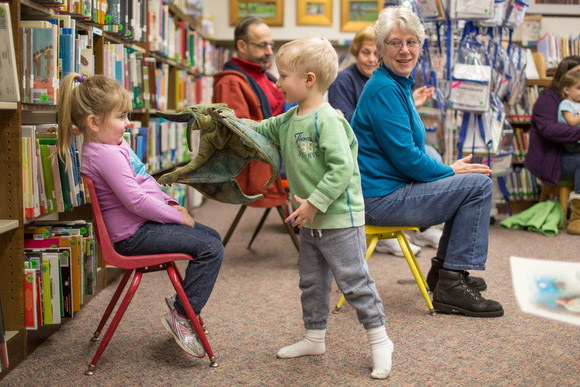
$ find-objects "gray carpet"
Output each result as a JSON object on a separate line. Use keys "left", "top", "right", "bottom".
{"left": 2, "top": 199, "right": 579, "bottom": 386}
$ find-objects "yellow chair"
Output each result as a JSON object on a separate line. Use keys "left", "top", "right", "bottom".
{"left": 333, "top": 225, "right": 435, "bottom": 315}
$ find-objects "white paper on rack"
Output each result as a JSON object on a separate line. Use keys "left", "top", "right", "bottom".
{"left": 510, "top": 256, "right": 580, "bottom": 326}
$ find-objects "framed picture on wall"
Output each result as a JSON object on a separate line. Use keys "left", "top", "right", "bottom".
{"left": 297, "top": 0, "right": 333, "bottom": 26}
{"left": 340, "top": 0, "right": 383, "bottom": 32}
{"left": 230, "top": 0, "right": 284, "bottom": 26}
{"left": 527, "top": 0, "right": 580, "bottom": 15}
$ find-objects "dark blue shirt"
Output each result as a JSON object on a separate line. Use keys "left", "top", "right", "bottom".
{"left": 328, "top": 63, "right": 369, "bottom": 123}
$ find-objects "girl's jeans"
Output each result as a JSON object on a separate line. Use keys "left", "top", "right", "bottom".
{"left": 114, "top": 221, "right": 224, "bottom": 315}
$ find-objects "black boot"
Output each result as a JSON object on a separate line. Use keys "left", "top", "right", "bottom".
{"left": 433, "top": 269, "right": 504, "bottom": 317}
{"left": 426, "top": 258, "right": 487, "bottom": 291}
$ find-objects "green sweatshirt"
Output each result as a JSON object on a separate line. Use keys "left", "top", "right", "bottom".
{"left": 256, "top": 103, "right": 365, "bottom": 229}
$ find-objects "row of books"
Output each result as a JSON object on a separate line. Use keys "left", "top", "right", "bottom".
{"left": 502, "top": 166, "right": 541, "bottom": 202}
{"left": 512, "top": 127, "right": 530, "bottom": 162}
{"left": 124, "top": 118, "right": 199, "bottom": 173}
{"left": 23, "top": 220, "right": 98, "bottom": 330}
{"left": 22, "top": 124, "right": 87, "bottom": 220}
{"left": 20, "top": 5, "right": 216, "bottom": 106}
{"left": 537, "top": 32, "right": 580, "bottom": 71}
{"left": 20, "top": 15, "right": 96, "bottom": 104}
{"left": 506, "top": 85, "right": 548, "bottom": 124}
{"left": 148, "top": 0, "right": 215, "bottom": 75}
{"left": 29, "top": 0, "right": 107, "bottom": 25}
{"left": 171, "top": 0, "right": 204, "bottom": 25}
{"left": 103, "top": 0, "right": 147, "bottom": 42}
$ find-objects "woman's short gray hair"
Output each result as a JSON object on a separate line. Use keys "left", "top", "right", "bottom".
{"left": 374, "top": 6, "right": 425, "bottom": 56}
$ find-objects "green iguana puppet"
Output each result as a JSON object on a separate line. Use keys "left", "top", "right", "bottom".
{"left": 156, "top": 104, "right": 281, "bottom": 204}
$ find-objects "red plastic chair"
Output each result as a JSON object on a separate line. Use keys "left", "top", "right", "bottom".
{"left": 81, "top": 174, "right": 218, "bottom": 375}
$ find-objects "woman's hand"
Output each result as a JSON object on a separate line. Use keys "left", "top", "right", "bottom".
{"left": 413, "top": 86, "right": 435, "bottom": 108}
{"left": 451, "top": 154, "right": 492, "bottom": 176}
{"left": 285, "top": 195, "right": 318, "bottom": 229}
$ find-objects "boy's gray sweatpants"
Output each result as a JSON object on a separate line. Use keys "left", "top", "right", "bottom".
{"left": 298, "top": 225, "right": 385, "bottom": 330}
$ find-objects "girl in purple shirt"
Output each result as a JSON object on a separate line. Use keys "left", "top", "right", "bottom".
{"left": 57, "top": 73, "right": 223, "bottom": 358}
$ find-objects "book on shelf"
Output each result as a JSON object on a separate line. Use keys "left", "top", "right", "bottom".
{"left": 21, "top": 21, "right": 59, "bottom": 105}
{"left": 0, "top": 2, "right": 20, "bottom": 103}
{"left": 24, "top": 269, "right": 38, "bottom": 330}
{"left": 24, "top": 250, "right": 45, "bottom": 327}
{"left": 0, "top": 292, "right": 8, "bottom": 370}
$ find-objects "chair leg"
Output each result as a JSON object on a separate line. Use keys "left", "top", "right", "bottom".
{"left": 333, "top": 235, "right": 378, "bottom": 313}
{"left": 248, "top": 208, "right": 272, "bottom": 248}
{"left": 166, "top": 264, "right": 218, "bottom": 368}
{"left": 90, "top": 269, "right": 133, "bottom": 342}
{"left": 560, "top": 187, "right": 573, "bottom": 222}
{"left": 275, "top": 206, "right": 300, "bottom": 252}
{"left": 222, "top": 205, "right": 247, "bottom": 247}
{"left": 396, "top": 232, "right": 435, "bottom": 315}
{"left": 169, "top": 262, "right": 207, "bottom": 334}
{"left": 85, "top": 270, "right": 143, "bottom": 375}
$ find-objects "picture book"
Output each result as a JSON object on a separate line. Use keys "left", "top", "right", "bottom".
{"left": 0, "top": 3, "right": 20, "bottom": 102}
{"left": 511, "top": 256, "right": 580, "bottom": 327}
{"left": 20, "top": 21, "right": 58, "bottom": 104}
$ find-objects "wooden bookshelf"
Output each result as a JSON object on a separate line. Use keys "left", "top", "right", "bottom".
{"left": 0, "top": 0, "right": 215, "bottom": 379}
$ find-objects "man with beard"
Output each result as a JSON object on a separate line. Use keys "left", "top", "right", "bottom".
{"left": 212, "top": 16, "right": 289, "bottom": 241}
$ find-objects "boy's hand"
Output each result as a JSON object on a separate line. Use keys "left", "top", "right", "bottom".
{"left": 286, "top": 195, "right": 318, "bottom": 229}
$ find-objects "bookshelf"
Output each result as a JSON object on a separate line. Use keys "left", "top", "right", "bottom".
{"left": 0, "top": 0, "right": 215, "bottom": 379}
{"left": 498, "top": 78, "right": 554, "bottom": 214}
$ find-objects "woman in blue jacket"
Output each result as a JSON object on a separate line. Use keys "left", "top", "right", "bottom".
{"left": 351, "top": 6, "right": 503, "bottom": 317}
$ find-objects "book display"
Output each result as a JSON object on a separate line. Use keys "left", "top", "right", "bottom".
{"left": 0, "top": 0, "right": 215, "bottom": 379}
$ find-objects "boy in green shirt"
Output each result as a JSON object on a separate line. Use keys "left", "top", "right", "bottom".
{"left": 255, "top": 36, "right": 393, "bottom": 379}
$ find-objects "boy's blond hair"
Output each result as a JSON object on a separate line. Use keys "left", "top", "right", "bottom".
{"left": 276, "top": 36, "right": 338, "bottom": 92}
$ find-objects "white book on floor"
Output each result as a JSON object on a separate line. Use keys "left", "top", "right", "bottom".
{"left": 510, "top": 256, "right": 580, "bottom": 326}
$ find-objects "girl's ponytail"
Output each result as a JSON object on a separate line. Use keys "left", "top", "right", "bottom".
{"left": 57, "top": 73, "right": 83, "bottom": 165}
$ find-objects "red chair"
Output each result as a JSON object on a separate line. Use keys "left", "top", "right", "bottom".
{"left": 81, "top": 174, "right": 218, "bottom": 375}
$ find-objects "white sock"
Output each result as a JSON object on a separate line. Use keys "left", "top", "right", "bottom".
{"left": 277, "top": 329, "right": 326, "bottom": 358}
{"left": 366, "top": 326, "right": 394, "bottom": 379}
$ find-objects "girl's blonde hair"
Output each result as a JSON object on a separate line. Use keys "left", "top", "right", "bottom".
{"left": 57, "top": 73, "right": 132, "bottom": 164}
{"left": 276, "top": 36, "right": 338, "bottom": 92}
{"left": 559, "top": 69, "right": 580, "bottom": 99}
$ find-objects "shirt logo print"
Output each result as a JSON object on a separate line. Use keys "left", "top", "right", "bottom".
{"left": 294, "top": 132, "right": 320, "bottom": 159}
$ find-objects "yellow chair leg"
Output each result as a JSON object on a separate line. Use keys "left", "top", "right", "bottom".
{"left": 333, "top": 235, "right": 378, "bottom": 313}
{"left": 396, "top": 232, "right": 435, "bottom": 315}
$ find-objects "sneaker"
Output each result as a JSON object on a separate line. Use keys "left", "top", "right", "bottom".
{"left": 374, "top": 238, "right": 421, "bottom": 257}
{"left": 165, "top": 294, "right": 176, "bottom": 312}
{"left": 412, "top": 227, "right": 442, "bottom": 248}
{"left": 161, "top": 309, "right": 206, "bottom": 358}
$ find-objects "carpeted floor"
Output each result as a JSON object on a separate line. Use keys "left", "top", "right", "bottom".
{"left": 2, "top": 199, "right": 579, "bottom": 386}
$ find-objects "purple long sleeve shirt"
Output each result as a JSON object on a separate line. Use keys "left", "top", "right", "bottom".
{"left": 81, "top": 140, "right": 182, "bottom": 243}
{"left": 524, "top": 89, "right": 580, "bottom": 186}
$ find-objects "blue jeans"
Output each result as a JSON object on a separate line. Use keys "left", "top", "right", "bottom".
{"left": 561, "top": 151, "right": 580, "bottom": 193}
{"left": 364, "top": 174, "right": 493, "bottom": 271}
{"left": 114, "top": 221, "right": 224, "bottom": 315}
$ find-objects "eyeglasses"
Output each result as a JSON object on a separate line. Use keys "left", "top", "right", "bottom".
{"left": 245, "top": 41, "right": 275, "bottom": 50}
{"left": 384, "top": 39, "right": 421, "bottom": 50}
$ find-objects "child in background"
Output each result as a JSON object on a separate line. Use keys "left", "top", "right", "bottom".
{"left": 254, "top": 37, "right": 393, "bottom": 379}
{"left": 558, "top": 70, "right": 580, "bottom": 128}
{"left": 57, "top": 73, "right": 224, "bottom": 358}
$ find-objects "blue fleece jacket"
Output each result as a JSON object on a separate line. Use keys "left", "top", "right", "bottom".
{"left": 351, "top": 63, "right": 454, "bottom": 197}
